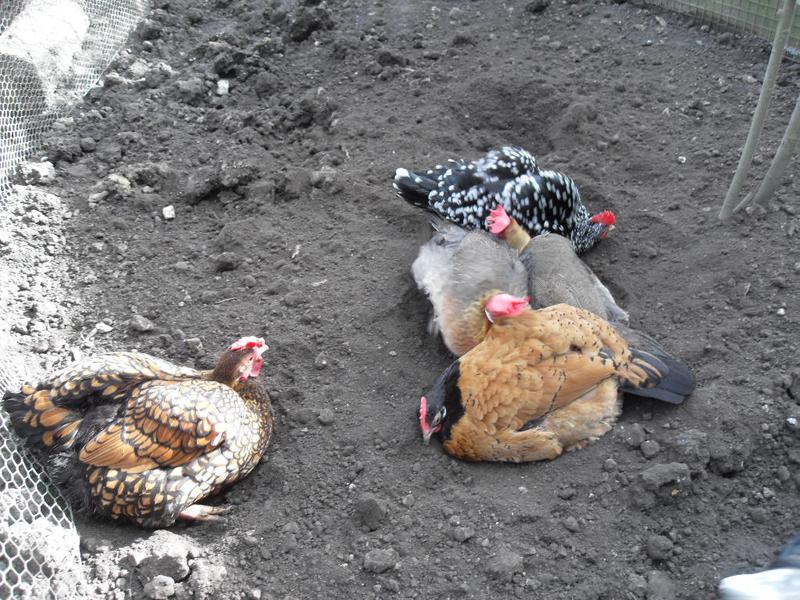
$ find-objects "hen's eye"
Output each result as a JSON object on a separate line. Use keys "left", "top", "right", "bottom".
{"left": 440, "top": 407, "right": 447, "bottom": 419}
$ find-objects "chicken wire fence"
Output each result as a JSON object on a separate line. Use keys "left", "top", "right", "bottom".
{"left": 1, "top": 1, "right": 150, "bottom": 596}
{"left": 0, "top": 0, "right": 150, "bottom": 199}
{"left": 0, "top": 362, "right": 84, "bottom": 599}
{"left": 644, "top": 0, "right": 800, "bottom": 49}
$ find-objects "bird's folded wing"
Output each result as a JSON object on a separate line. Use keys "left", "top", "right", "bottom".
{"left": 30, "top": 351, "right": 201, "bottom": 406}
{"left": 466, "top": 306, "right": 630, "bottom": 431}
{"left": 79, "top": 379, "right": 236, "bottom": 472}
{"left": 538, "top": 352, "right": 619, "bottom": 407}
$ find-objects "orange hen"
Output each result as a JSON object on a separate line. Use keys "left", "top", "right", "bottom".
{"left": 419, "top": 295, "right": 695, "bottom": 462}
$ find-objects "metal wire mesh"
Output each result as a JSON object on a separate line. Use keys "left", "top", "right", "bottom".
{"left": 0, "top": 1, "right": 150, "bottom": 596}
{"left": 645, "top": 0, "right": 800, "bottom": 48}
{"left": 0, "top": 0, "right": 150, "bottom": 198}
{"left": 0, "top": 362, "right": 83, "bottom": 599}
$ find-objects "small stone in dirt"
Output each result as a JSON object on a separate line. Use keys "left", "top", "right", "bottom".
{"left": 19, "top": 161, "right": 56, "bottom": 184}
{"left": 525, "top": 0, "right": 550, "bottom": 13}
{"left": 646, "top": 535, "right": 673, "bottom": 561}
{"left": 314, "top": 354, "right": 328, "bottom": 369}
{"left": 282, "top": 291, "right": 307, "bottom": 307}
{"left": 402, "top": 494, "right": 415, "bottom": 507}
{"left": 640, "top": 440, "right": 661, "bottom": 459}
{"left": 629, "top": 573, "right": 647, "bottom": 596}
{"left": 355, "top": 495, "right": 386, "bottom": 531}
{"left": 213, "top": 252, "right": 242, "bottom": 272}
{"left": 294, "top": 408, "right": 314, "bottom": 425}
{"left": 34, "top": 300, "right": 59, "bottom": 317}
{"left": 624, "top": 423, "right": 647, "bottom": 447}
{"left": 749, "top": 507, "right": 768, "bottom": 523}
{"left": 128, "top": 550, "right": 147, "bottom": 567}
{"left": 187, "top": 559, "right": 227, "bottom": 600}
{"left": 603, "top": 458, "right": 618, "bottom": 472}
{"left": 785, "top": 371, "right": 800, "bottom": 401}
{"left": 317, "top": 408, "right": 335, "bottom": 425}
{"left": 377, "top": 49, "right": 408, "bottom": 66}
{"left": 243, "top": 274, "right": 257, "bottom": 288}
{"left": 562, "top": 516, "right": 580, "bottom": 532}
{"left": 451, "top": 33, "right": 475, "bottom": 47}
{"left": 162, "top": 205, "right": 176, "bottom": 220}
{"left": 646, "top": 570, "right": 676, "bottom": 600}
{"left": 95, "top": 322, "right": 113, "bottom": 334}
{"left": 97, "top": 142, "right": 123, "bottom": 164}
{"left": 137, "top": 18, "right": 162, "bottom": 40}
{"left": 638, "top": 463, "right": 690, "bottom": 491}
{"left": 452, "top": 526, "right": 475, "bottom": 542}
{"left": 186, "top": 8, "right": 203, "bottom": 23}
{"left": 81, "top": 537, "right": 112, "bottom": 554}
{"left": 33, "top": 339, "right": 50, "bottom": 354}
{"left": 184, "top": 338, "right": 204, "bottom": 356}
{"left": 255, "top": 72, "right": 279, "bottom": 97}
{"left": 709, "top": 441, "right": 750, "bottom": 476}
{"left": 557, "top": 487, "right": 577, "bottom": 500}
{"left": 671, "top": 429, "right": 710, "bottom": 469}
{"left": 176, "top": 77, "right": 206, "bottom": 105}
{"left": 485, "top": 548, "right": 523, "bottom": 582}
{"left": 283, "top": 168, "right": 312, "bottom": 201}
{"left": 0, "top": 230, "right": 11, "bottom": 245}
{"left": 282, "top": 521, "right": 300, "bottom": 535}
{"left": 289, "top": 6, "right": 334, "bottom": 42}
{"left": 136, "top": 531, "right": 191, "bottom": 582}
{"left": 363, "top": 548, "right": 398, "bottom": 573}
{"left": 310, "top": 166, "right": 337, "bottom": 188}
{"left": 172, "top": 583, "right": 191, "bottom": 600}
{"left": 103, "top": 174, "right": 133, "bottom": 200}
{"left": 130, "top": 315, "right": 156, "bottom": 333}
{"left": 144, "top": 576, "right": 175, "bottom": 600}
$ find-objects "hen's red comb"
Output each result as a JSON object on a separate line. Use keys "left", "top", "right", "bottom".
{"left": 590, "top": 210, "right": 616, "bottom": 226}
{"left": 229, "top": 336, "right": 267, "bottom": 352}
{"left": 419, "top": 396, "right": 430, "bottom": 434}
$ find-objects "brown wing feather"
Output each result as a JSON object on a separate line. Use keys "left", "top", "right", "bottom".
{"left": 37, "top": 351, "right": 201, "bottom": 406}
{"left": 79, "top": 380, "right": 240, "bottom": 470}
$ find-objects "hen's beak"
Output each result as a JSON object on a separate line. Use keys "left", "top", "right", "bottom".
{"left": 422, "top": 430, "right": 433, "bottom": 445}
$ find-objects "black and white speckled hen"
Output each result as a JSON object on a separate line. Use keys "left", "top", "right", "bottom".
{"left": 2, "top": 337, "right": 273, "bottom": 528}
{"left": 394, "top": 146, "right": 615, "bottom": 254}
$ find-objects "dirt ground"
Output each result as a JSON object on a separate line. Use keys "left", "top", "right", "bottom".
{"left": 8, "top": 0, "right": 800, "bottom": 598}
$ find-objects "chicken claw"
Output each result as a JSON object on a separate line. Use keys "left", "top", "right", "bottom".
{"left": 178, "top": 504, "right": 232, "bottom": 522}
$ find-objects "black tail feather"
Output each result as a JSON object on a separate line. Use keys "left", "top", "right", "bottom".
{"left": 3, "top": 389, "right": 83, "bottom": 452}
{"left": 613, "top": 325, "right": 696, "bottom": 405}
{"left": 622, "top": 348, "right": 696, "bottom": 404}
{"left": 393, "top": 167, "right": 440, "bottom": 210}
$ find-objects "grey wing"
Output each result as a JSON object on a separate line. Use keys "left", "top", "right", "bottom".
{"left": 522, "top": 234, "right": 627, "bottom": 322}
